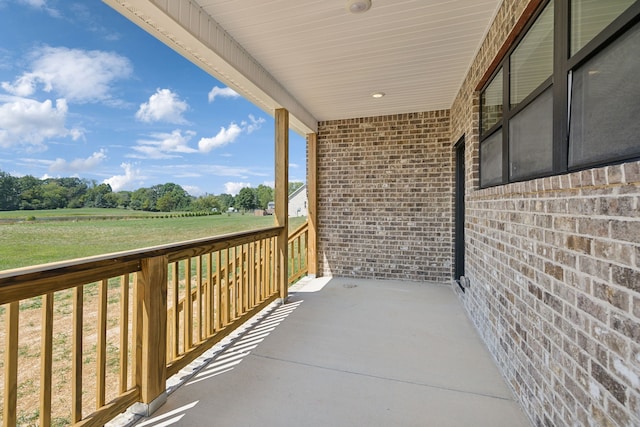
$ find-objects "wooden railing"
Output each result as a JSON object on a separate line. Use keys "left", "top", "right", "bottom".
{"left": 287, "top": 221, "right": 308, "bottom": 285}
{"left": 0, "top": 226, "right": 296, "bottom": 426}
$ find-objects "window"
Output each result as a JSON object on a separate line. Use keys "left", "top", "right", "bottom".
{"left": 479, "top": 0, "right": 640, "bottom": 188}
{"left": 570, "top": 0, "right": 635, "bottom": 55}
{"left": 569, "top": 22, "right": 640, "bottom": 168}
{"left": 510, "top": 2, "right": 554, "bottom": 107}
{"left": 480, "top": 131, "right": 503, "bottom": 187}
{"left": 510, "top": 87, "right": 554, "bottom": 179}
{"left": 481, "top": 68, "right": 503, "bottom": 134}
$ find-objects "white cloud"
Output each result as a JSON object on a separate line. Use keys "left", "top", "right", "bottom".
{"left": 183, "top": 185, "right": 203, "bottom": 197}
{"left": 144, "top": 164, "right": 258, "bottom": 181}
{"left": 263, "top": 180, "right": 275, "bottom": 188}
{"left": 135, "top": 89, "right": 189, "bottom": 124}
{"left": 104, "top": 163, "right": 141, "bottom": 192}
{"left": 225, "top": 182, "right": 251, "bottom": 196}
{"left": 289, "top": 163, "right": 300, "bottom": 169}
{"left": 198, "top": 123, "right": 242, "bottom": 153}
{"left": 197, "top": 116, "right": 266, "bottom": 153}
{"left": 1, "top": 46, "right": 132, "bottom": 103}
{"left": 241, "top": 114, "right": 265, "bottom": 134}
{"left": 207, "top": 86, "right": 240, "bottom": 103}
{"left": 49, "top": 149, "right": 107, "bottom": 173}
{"left": 17, "top": 0, "right": 60, "bottom": 17}
{"left": 0, "top": 96, "right": 83, "bottom": 150}
{"left": 130, "top": 129, "right": 197, "bottom": 159}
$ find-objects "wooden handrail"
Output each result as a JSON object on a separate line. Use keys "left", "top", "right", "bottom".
{"left": 288, "top": 221, "right": 308, "bottom": 242}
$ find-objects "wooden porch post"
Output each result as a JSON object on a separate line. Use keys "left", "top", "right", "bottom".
{"left": 275, "top": 108, "right": 289, "bottom": 301}
{"left": 307, "top": 133, "right": 318, "bottom": 277}
{"left": 136, "top": 255, "right": 168, "bottom": 413}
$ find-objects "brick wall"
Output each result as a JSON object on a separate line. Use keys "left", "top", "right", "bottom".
{"left": 450, "top": 0, "right": 640, "bottom": 426}
{"left": 316, "top": 111, "right": 452, "bottom": 282}
{"left": 463, "top": 166, "right": 640, "bottom": 426}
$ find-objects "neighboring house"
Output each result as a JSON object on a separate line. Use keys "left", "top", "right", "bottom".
{"left": 288, "top": 184, "right": 307, "bottom": 217}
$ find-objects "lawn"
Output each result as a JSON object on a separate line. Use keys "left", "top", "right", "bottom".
{"left": 0, "top": 209, "right": 308, "bottom": 424}
{"left": 0, "top": 208, "right": 157, "bottom": 219}
{"left": 0, "top": 209, "right": 307, "bottom": 271}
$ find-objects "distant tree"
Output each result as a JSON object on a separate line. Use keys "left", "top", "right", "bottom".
{"left": 154, "top": 183, "right": 191, "bottom": 212}
{"left": 288, "top": 181, "right": 304, "bottom": 195}
{"left": 130, "top": 187, "right": 156, "bottom": 211}
{"left": 235, "top": 187, "right": 257, "bottom": 212}
{"left": 40, "top": 181, "right": 67, "bottom": 209}
{"left": 116, "top": 191, "right": 131, "bottom": 209}
{"left": 156, "top": 193, "right": 175, "bottom": 212}
{"left": 0, "top": 171, "right": 20, "bottom": 211}
{"left": 191, "top": 194, "right": 220, "bottom": 212}
{"left": 255, "top": 184, "right": 273, "bottom": 209}
{"left": 216, "top": 193, "right": 235, "bottom": 212}
{"left": 18, "top": 175, "right": 44, "bottom": 210}
{"left": 55, "top": 177, "right": 89, "bottom": 208}
{"left": 83, "top": 183, "right": 115, "bottom": 208}
{"left": 101, "top": 192, "right": 119, "bottom": 208}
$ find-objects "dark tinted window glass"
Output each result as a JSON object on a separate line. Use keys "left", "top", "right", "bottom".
{"left": 480, "top": 130, "right": 503, "bottom": 187}
{"left": 481, "top": 68, "right": 503, "bottom": 134}
{"left": 571, "top": 0, "right": 634, "bottom": 55}
{"left": 510, "top": 1, "right": 554, "bottom": 107}
{"left": 569, "top": 23, "right": 640, "bottom": 168}
{"left": 509, "top": 87, "right": 553, "bottom": 180}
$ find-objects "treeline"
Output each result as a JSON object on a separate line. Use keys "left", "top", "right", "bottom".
{"left": 0, "top": 170, "right": 303, "bottom": 213}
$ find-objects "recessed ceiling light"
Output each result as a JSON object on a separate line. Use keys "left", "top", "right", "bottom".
{"left": 346, "top": 0, "right": 372, "bottom": 14}
{"left": 372, "top": 92, "right": 385, "bottom": 98}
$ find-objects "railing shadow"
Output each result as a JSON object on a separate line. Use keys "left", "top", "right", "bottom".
{"left": 128, "top": 298, "right": 304, "bottom": 426}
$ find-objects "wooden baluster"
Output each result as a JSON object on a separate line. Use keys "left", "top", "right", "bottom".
{"left": 97, "top": 279, "right": 108, "bottom": 409}
{"left": 132, "top": 274, "right": 142, "bottom": 405}
{"left": 289, "top": 240, "right": 294, "bottom": 280}
{"left": 259, "top": 239, "right": 265, "bottom": 302}
{"left": 196, "top": 256, "right": 203, "bottom": 342}
{"left": 230, "top": 247, "right": 237, "bottom": 320}
{"left": 297, "top": 235, "right": 303, "bottom": 275}
{"left": 4, "top": 301, "right": 19, "bottom": 427}
{"left": 304, "top": 230, "right": 309, "bottom": 272}
{"left": 248, "top": 243, "right": 255, "bottom": 309}
{"left": 272, "top": 237, "right": 278, "bottom": 294}
{"left": 172, "top": 262, "right": 179, "bottom": 358}
{"left": 235, "top": 247, "right": 241, "bottom": 317}
{"left": 166, "top": 308, "right": 173, "bottom": 364}
{"left": 184, "top": 258, "right": 193, "bottom": 351}
{"left": 223, "top": 249, "right": 230, "bottom": 326}
{"left": 215, "top": 251, "right": 222, "bottom": 331}
{"left": 72, "top": 287, "right": 83, "bottom": 423}
{"left": 206, "top": 253, "right": 213, "bottom": 335}
{"left": 242, "top": 244, "right": 248, "bottom": 314}
{"left": 40, "top": 293, "right": 54, "bottom": 426}
{"left": 119, "top": 275, "right": 130, "bottom": 394}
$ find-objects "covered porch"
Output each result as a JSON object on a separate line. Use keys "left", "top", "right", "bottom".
{"left": 121, "top": 277, "right": 529, "bottom": 427}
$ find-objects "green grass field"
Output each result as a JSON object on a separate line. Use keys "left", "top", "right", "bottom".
{"left": 0, "top": 209, "right": 307, "bottom": 271}
{"left": 0, "top": 207, "right": 159, "bottom": 220}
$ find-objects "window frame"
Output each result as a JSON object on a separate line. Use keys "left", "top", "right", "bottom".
{"left": 478, "top": 0, "right": 640, "bottom": 189}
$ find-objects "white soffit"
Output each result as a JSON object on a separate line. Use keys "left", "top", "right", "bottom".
{"left": 104, "top": 0, "right": 502, "bottom": 133}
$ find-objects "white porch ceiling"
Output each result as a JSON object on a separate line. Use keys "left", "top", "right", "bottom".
{"left": 105, "top": 0, "right": 502, "bottom": 134}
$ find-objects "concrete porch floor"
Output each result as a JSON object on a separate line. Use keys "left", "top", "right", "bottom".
{"left": 131, "top": 277, "right": 531, "bottom": 427}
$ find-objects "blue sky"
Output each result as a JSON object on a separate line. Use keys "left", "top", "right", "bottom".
{"left": 0, "top": 0, "right": 307, "bottom": 196}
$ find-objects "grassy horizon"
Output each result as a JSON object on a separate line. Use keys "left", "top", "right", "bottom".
{"left": 0, "top": 208, "right": 306, "bottom": 271}
{"left": 0, "top": 207, "right": 160, "bottom": 219}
